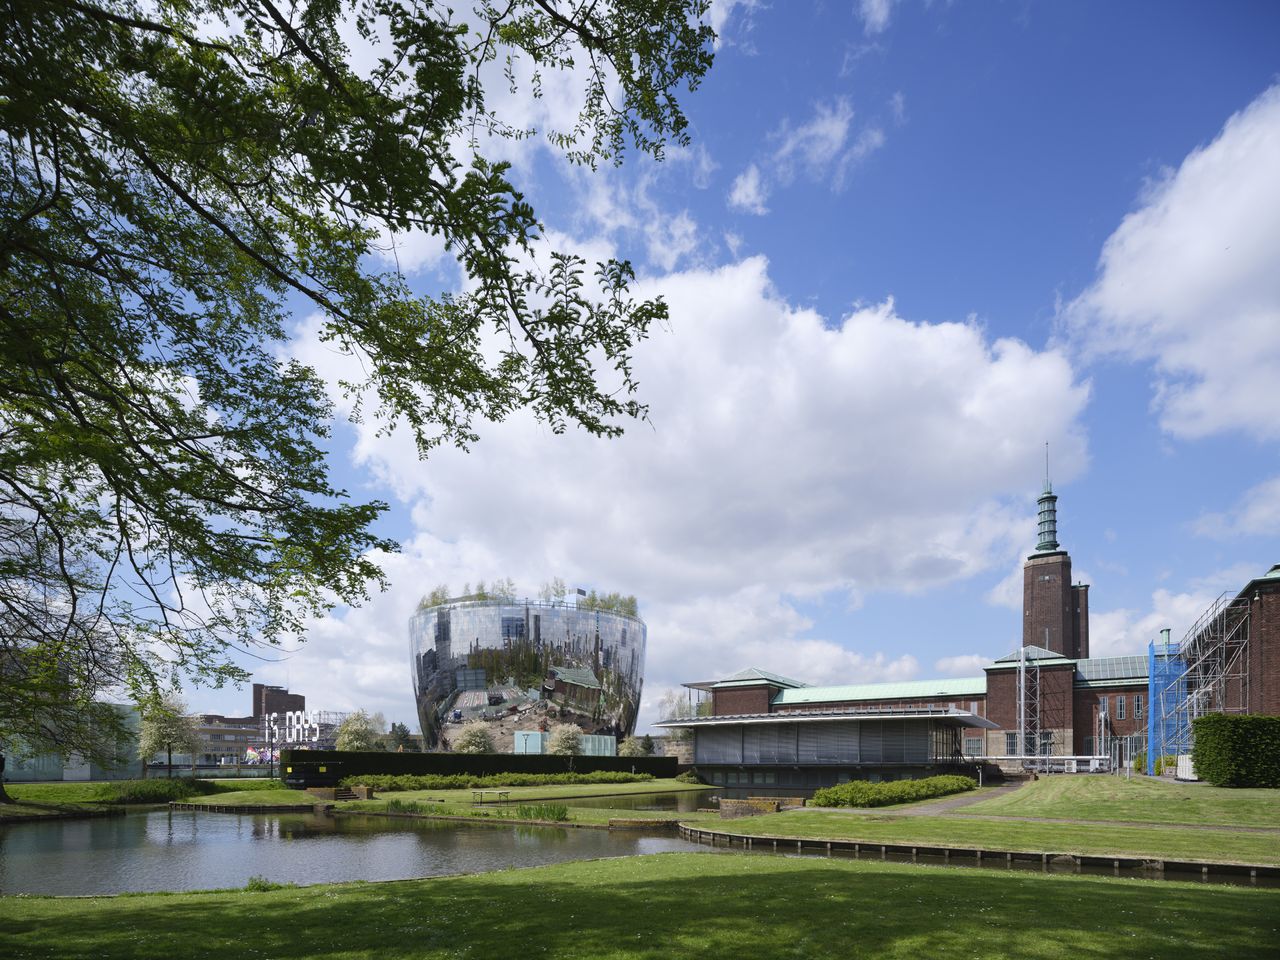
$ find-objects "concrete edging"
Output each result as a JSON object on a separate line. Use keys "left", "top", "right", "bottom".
{"left": 676, "top": 823, "right": 1280, "bottom": 884}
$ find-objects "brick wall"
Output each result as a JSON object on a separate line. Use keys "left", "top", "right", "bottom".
{"left": 1071, "top": 685, "right": 1147, "bottom": 753}
{"left": 1248, "top": 582, "right": 1280, "bottom": 717}
{"left": 712, "top": 686, "right": 773, "bottom": 716}
{"left": 1023, "top": 552, "right": 1074, "bottom": 655}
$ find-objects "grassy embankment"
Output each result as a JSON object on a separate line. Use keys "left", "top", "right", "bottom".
{"left": 341, "top": 778, "right": 715, "bottom": 826}
{"left": 710, "top": 776, "right": 1280, "bottom": 864}
{"left": 0, "top": 779, "right": 287, "bottom": 820}
{"left": 957, "top": 774, "right": 1280, "bottom": 827}
{"left": 2, "top": 853, "right": 1277, "bottom": 960}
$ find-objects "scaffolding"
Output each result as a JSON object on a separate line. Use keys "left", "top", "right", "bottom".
{"left": 1148, "top": 592, "right": 1252, "bottom": 773}
{"left": 1017, "top": 646, "right": 1042, "bottom": 770}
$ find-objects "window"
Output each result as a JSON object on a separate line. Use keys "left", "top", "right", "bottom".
{"left": 1117, "top": 696, "right": 1126, "bottom": 720}
{"left": 970, "top": 701, "right": 980, "bottom": 715}
{"left": 1134, "top": 695, "right": 1144, "bottom": 720}
{"left": 964, "top": 737, "right": 984, "bottom": 756}
{"left": 1005, "top": 732, "right": 1018, "bottom": 755}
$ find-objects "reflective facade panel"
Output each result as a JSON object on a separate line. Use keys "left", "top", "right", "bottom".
{"left": 409, "top": 598, "right": 646, "bottom": 751}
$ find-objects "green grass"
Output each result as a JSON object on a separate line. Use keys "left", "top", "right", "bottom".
{"left": 1, "top": 854, "right": 1276, "bottom": 959}
{"left": 959, "top": 775, "right": 1280, "bottom": 827}
{"left": 1, "top": 779, "right": 288, "bottom": 819}
{"left": 384, "top": 778, "right": 708, "bottom": 804}
{"left": 345, "top": 796, "right": 720, "bottom": 826}
{"left": 190, "top": 789, "right": 316, "bottom": 808}
{"left": 714, "top": 809, "right": 1280, "bottom": 864}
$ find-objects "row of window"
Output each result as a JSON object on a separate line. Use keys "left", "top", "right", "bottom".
{"left": 1100, "top": 694, "right": 1143, "bottom": 721}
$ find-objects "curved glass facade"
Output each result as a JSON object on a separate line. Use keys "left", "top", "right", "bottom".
{"left": 409, "top": 599, "right": 646, "bottom": 751}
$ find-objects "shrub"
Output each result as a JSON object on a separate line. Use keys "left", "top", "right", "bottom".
{"left": 453, "top": 722, "right": 496, "bottom": 754}
{"left": 243, "top": 876, "right": 297, "bottom": 892}
{"left": 1192, "top": 714, "right": 1280, "bottom": 787}
{"left": 97, "top": 779, "right": 216, "bottom": 803}
{"left": 810, "top": 774, "right": 977, "bottom": 808}
{"left": 618, "top": 736, "right": 646, "bottom": 758}
{"left": 674, "top": 770, "right": 704, "bottom": 784}
{"left": 340, "top": 770, "right": 655, "bottom": 791}
{"left": 547, "top": 724, "right": 582, "bottom": 756}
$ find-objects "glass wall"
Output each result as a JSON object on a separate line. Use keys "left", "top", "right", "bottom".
{"left": 409, "top": 599, "right": 646, "bottom": 750}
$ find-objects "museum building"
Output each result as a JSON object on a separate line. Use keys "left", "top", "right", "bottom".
{"left": 661, "top": 482, "right": 1280, "bottom": 789}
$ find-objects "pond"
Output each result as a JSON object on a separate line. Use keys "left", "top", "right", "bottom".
{"left": 0, "top": 809, "right": 708, "bottom": 897}
{"left": 559, "top": 789, "right": 716, "bottom": 811}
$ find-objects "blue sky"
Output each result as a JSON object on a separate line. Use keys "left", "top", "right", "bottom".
{"left": 197, "top": 1, "right": 1280, "bottom": 732}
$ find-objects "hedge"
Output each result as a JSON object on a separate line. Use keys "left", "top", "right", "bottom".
{"left": 340, "top": 771, "right": 655, "bottom": 791}
{"left": 1191, "top": 714, "right": 1280, "bottom": 787}
{"left": 810, "top": 774, "right": 977, "bottom": 808}
{"left": 280, "top": 749, "right": 677, "bottom": 788}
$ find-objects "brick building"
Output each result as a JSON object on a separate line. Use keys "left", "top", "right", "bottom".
{"left": 661, "top": 483, "right": 1279, "bottom": 790}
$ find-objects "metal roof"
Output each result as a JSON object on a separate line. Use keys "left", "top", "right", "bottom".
{"left": 709, "top": 666, "right": 809, "bottom": 689}
{"left": 657, "top": 707, "right": 998, "bottom": 730}
{"left": 992, "top": 645, "right": 1071, "bottom": 664}
{"left": 773, "top": 676, "right": 987, "bottom": 705}
{"left": 1073, "top": 655, "right": 1148, "bottom": 683}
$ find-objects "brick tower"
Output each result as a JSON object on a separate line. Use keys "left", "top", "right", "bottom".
{"left": 1022, "top": 479, "right": 1089, "bottom": 659}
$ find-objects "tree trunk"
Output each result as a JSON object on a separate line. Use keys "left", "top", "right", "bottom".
{"left": 0, "top": 754, "right": 11, "bottom": 803}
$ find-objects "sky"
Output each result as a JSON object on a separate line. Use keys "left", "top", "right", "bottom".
{"left": 194, "top": 1, "right": 1280, "bottom": 734}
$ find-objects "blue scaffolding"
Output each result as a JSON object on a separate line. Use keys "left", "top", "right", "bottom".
{"left": 1146, "top": 640, "right": 1185, "bottom": 776}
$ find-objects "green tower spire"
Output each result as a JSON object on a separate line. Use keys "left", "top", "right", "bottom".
{"left": 1036, "top": 443, "right": 1059, "bottom": 552}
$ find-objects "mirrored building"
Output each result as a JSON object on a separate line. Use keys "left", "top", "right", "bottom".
{"left": 409, "top": 597, "right": 646, "bottom": 751}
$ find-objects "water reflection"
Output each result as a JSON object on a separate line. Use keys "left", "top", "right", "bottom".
{"left": 0, "top": 810, "right": 703, "bottom": 896}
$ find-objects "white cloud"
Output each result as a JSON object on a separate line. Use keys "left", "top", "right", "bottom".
{"left": 859, "top": 0, "right": 899, "bottom": 35}
{"left": 645, "top": 211, "right": 700, "bottom": 272}
{"left": 706, "top": 0, "right": 762, "bottom": 51}
{"left": 986, "top": 561, "right": 1024, "bottom": 611}
{"left": 1089, "top": 588, "right": 1215, "bottom": 657}
{"left": 1063, "top": 84, "right": 1280, "bottom": 441}
{"left": 1194, "top": 475, "right": 1280, "bottom": 540}
{"left": 736, "top": 99, "right": 886, "bottom": 208}
{"left": 773, "top": 99, "right": 856, "bottom": 184}
{"left": 728, "top": 163, "right": 769, "bottom": 214}
{"left": 934, "top": 654, "right": 990, "bottom": 677}
{"left": 282, "top": 255, "right": 1091, "bottom": 730}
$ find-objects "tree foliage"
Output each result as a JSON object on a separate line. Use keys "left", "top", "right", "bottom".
{"left": 137, "top": 696, "right": 201, "bottom": 776}
{"left": 617, "top": 735, "right": 645, "bottom": 757}
{"left": 388, "top": 721, "right": 417, "bottom": 751}
{"left": 452, "top": 720, "right": 495, "bottom": 754}
{"left": 335, "top": 709, "right": 386, "bottom": 752}
{"left": 0, "top": 0, "right": 713, "bottom": 763}
{"left": 546, "top": 723, "right": 581, "bottom": 756}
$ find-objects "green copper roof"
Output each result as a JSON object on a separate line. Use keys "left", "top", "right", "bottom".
{"left": 773, "top": 676, "right": 987, "bottom": 705}
{"left": 1073, "top": 655, "right": 1148, "bottom": 682}
{"left": 992, "top": 645, "right": 1072, "bottom": 664}
{"left": 711, "top": 667, "right": 808, "bottom": 689}
{"left": 549, "top": 666, "right": 601, "bottom": 690}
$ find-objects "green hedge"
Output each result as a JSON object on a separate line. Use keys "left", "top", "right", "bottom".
{"left": 810, "top": 774, "right": 977, "bottom": 808}
{"left": 1192, "top": 714, "right": 1280, "bottom": 787}
{"left": 281, "top": 749, "right": 676, "bottom": 788}
{"left": 340, "top": 770, "right": 655, "bottom": 791}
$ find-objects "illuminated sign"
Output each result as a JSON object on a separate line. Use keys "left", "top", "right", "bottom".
{"left": 265, "top": 710, "right": 321, "bottom": 745}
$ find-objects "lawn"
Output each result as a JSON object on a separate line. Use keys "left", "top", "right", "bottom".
{"left": 716, "top": 810, "right": 1280, "bottom": 864}
{"left": 958, "top": 775, "right": 1280, "bottom": 828}
{"left": 1, "top": 853, "right": 1276, "bottom": 960}
{"left": 363, "top": 778, "right": 708, "bottom": 803}
{"left": 191, "top": 789, "right": 317, "bottom": 808}
{"left": 0, "top": 778, "right": 287, "bottom": 819}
